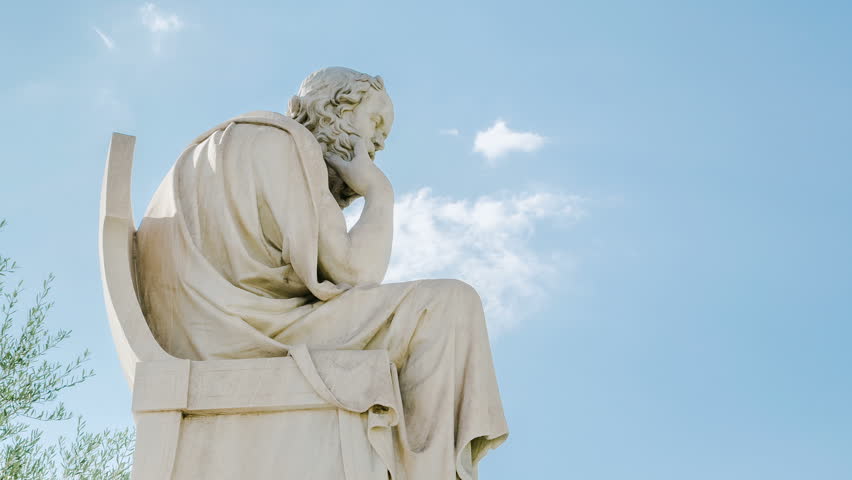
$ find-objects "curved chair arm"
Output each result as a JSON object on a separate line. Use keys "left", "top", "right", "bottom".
{"left": 99, "top": 133, "right": 177, "bottom": 388}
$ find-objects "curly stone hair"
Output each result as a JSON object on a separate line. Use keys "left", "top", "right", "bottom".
{"left": 287, "top": 67, "right": 386, "bottom": 207}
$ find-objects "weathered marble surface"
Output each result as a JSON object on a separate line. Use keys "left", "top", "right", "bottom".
{"left": 104, "top": 67, "right": 508, "bottom": 480}
{"left": 101, "top": 132, "right": 405, "bottom": 480}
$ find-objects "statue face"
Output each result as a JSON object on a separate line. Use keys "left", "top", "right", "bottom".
{"left": 342, "top": 88, "right": 394, "bottom": 160}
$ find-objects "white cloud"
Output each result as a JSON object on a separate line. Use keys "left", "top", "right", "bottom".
{"left": 346, "top": 188, "right": 583, "bottom": 336}
{"left": 439, "top": 128, "right": 460, "bottom": 136}
{"left": 473, "top": 119, "right": 546, "bottom": 164}
{"left": 140, "top": 3, "right": 183, "bottom": 33}
{"left": 93, "top": 27, "right": 115, "bottom": 50}
{"left": 138, "top": 3, "right": 184, "bottom": 54}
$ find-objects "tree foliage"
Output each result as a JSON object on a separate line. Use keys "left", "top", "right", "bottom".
{"left": 0, "top": 220, "right": 134, "bottom": 479}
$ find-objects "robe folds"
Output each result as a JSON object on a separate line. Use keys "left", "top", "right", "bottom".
{"left": 136, "top": 111, "right": 508, "bottom": 480}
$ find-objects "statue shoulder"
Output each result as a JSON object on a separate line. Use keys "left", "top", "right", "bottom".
{"left": 189, "top": 111, "right": 316, "bottom": 148}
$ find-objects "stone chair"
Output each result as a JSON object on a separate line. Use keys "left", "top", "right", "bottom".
{"left": 99, "top": 133, "right": 400, "bottom": 480}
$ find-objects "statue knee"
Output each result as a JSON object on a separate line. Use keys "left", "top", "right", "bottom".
{"left": 416, "top": 279, "right": 485, "bottom": 321}
{"left": 448, "top": 279, "right": 483, "bottom": 309}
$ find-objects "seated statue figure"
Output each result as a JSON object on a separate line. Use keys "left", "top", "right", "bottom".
{"left": 136, "top": 66, "right": 508, "bottom": 480}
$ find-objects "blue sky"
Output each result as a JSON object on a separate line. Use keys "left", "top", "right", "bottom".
{"left": 2, "top": 1, "right": 851, "bottom": 478}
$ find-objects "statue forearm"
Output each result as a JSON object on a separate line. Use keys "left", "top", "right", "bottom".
{"left": 345, "top": 181, "right": 394, "bottom": 285}
{"left": 317, "top": 179, "right": 393, "bottom": 288}
{"left": 318, "top": 135, "right": 394, "bottom": 287}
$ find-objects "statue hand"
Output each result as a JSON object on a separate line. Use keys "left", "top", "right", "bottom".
{"left": 327, "top": 138, "right": 391, "bottom": 197}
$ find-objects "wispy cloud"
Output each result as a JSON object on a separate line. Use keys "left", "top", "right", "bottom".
{"left": 139, "top": 3, "right": 183, "bottom": 52}
{"left": 439, "top": 128, "right": 460, "bottom": 136}
{"left": 93, "top": 27, "right": 116, "bottom": 50}
{"left": 346, "top": 188, "right": 584, "bottom": 335}
{"left": 140, "top": 3, "right": 183, "bottom": 33}
{"left": 474, "top": 119, "right": 546, "bottom": 164}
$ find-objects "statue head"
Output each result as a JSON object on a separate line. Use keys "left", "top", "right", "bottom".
{"left": 287, "top": 67, "right": 394, "bottom": 207}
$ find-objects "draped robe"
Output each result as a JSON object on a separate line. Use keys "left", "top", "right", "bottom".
{"left": 135, "top": 111, "right": 508, "bottom": 480}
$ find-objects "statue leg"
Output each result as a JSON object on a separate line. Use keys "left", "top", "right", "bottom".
{"left": 269, "top": 278, "right": 509, "bottom": 479}
{"left": 366, "top": 279, "right": 508, "bottom": 480}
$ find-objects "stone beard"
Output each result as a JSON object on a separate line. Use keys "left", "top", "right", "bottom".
{"left": 135, "top": 67, "right": 508, "bottom": 480}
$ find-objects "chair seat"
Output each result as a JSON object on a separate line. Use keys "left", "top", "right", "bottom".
{"left": 132, "top": 350, "right": 399, "bottom": 416}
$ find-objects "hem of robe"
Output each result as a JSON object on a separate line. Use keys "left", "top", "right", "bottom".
{"left": 457, "top": 431, "right": 509, "bottom": 480}
{"left": 293, "top": 344, "right": 508, "bottom": 480}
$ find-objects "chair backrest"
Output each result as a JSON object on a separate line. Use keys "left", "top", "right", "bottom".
{"left": 99, "top": 133, "right": 177, "bottom": 388}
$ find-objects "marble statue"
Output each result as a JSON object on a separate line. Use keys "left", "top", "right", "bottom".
{"left": 134, "top": 67, "right": 508, "bottom": 479}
